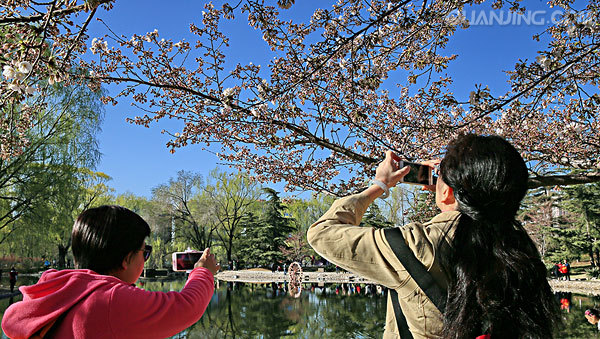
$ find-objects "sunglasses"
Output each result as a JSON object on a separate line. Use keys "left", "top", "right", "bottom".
{"left": 142, "top": 244, "right": 153, "bottom": 261}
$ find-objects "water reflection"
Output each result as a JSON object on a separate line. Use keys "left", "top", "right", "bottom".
{"left": 4, "top": 276, "right": 600, "bottom": 338}
{"left": 140, "top": 281, "right": 387, "bottom": 338}
{"left": 557, "top": 291, "right": 572, "bottom": 313}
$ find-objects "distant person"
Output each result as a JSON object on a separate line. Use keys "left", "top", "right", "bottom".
{"left": 563, "top": 259, "right": 571, "bottom": 280}
{"left": 308, "top": 134, "right": 559, "bottom": 338}
{"left": 552, "top": 262, "right": 560, "bottom": 279}
{"left": 558, "top": 292, "right": 571, "bottom": 313}
{"left": 9, "top": 267, "right": 17, "bottom": 292}
{"left": 2, "top": 205, "right": 219, "bottom": 339}
{"left": 586, "top": 309, "right": 600, "bottom": 331}
{"left": 558, "top": 261, "right": 568, "bottom": 280}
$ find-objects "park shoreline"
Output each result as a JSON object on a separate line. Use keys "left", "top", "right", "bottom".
{"left": 2, "top": 274, "right": 600, "bottom": 299}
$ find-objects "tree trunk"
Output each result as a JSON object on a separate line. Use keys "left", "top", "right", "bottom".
{"left": 57, "top": 244, "right": 69, "bottom": 269}
{"left": 595, "top": 249, "right": 600, "bottom": 268}
{"left": 227, "top": 236, "right": 233, "bottom": 264}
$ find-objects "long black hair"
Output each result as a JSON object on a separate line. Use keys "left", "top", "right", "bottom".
{"left": 438, "top": 134, "right": 559, "bottom": 338}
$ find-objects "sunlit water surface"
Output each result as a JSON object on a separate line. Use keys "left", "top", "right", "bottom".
{"left": 1, "top": 276, "right": 598, "bottom": 338}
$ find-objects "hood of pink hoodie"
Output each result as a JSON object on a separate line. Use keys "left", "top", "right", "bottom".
{"left": 2, "top": 269, "right": 126, "bottom": 338}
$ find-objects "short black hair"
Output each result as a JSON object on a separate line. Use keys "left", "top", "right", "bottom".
{"left": 72, "top": 205, "right": 150, "bottom": 274}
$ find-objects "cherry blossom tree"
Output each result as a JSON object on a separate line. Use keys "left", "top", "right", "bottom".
{"left": 4, "top": 0, "right": 600, "bottom": 195}
{"left": 1, "top": 0, "right": 113, "bottom": 159}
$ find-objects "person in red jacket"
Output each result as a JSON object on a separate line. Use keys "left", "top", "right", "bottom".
{"left": 1, "top": 205, "right": 220, "bottom": 339}
{"left": 558, "top": 262, "right": 568, "bottom": 280}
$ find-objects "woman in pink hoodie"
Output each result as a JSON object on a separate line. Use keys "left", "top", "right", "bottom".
{"left": 1, "top": 205, "right": 219, "bottom": 339}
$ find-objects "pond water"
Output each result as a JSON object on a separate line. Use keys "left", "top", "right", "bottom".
{"left": 1, "top": 276, "right": 600, "bottom": 338}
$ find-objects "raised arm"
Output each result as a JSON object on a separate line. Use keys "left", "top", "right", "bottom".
{"left": 108, "top": 267, "right": 215, "bottom": 338}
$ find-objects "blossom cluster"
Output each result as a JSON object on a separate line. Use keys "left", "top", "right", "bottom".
{"left": 2, "top": 61, "right": 35, "bottom": 95}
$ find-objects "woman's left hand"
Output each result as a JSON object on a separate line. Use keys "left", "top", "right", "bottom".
{"left": 420, "top": 159, "right": 441, "bottom": 192}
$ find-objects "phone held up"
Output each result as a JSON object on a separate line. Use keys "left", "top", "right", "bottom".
{"left": 398, "top": 160, "right": 437, "bottom": 186}
{"left": 172, "top": 250, "right": 203, "bottom": 272}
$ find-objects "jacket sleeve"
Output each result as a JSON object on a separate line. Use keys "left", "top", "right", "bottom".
{"left": 108, "top": 267, "right": 214, "bottom": 338}
{"left": 307, "top": 192, "right": 420, "bottom": 290}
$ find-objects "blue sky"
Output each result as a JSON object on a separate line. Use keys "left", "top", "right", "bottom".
{"left": 86, "top": 1, "right": 561, "bottom": 198}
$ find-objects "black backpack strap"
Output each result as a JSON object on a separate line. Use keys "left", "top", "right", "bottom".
{"left": 383, "top": 227, "right": 447, "bottom": 338}
{"left": 389, "top": 288, "right": 414, "bottom": 339}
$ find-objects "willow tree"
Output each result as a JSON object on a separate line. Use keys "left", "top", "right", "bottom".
{"left": 0, "top": 80, "right": 104, "bottom": 246}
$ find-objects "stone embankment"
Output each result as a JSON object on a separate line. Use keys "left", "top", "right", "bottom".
{"left": 216, "top": 270, "right": 375, "bottom": 284}
{"left": 549, "top": 279, "right": 600, "bottom": 296}
{"left": 217, "top": 270, "right": 600, "bottom": 295}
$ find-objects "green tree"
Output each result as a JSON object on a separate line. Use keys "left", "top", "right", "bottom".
{"left": 236, "top": 212, "right": 262, "bottom": 267}
{"left": 0, "top": 81, "right": 104, "bottom": 262}
{"left": 49, "top": 169, "right": 111, "bottom": 268}
{"left": 360, "top": 204, "right": 393, "bottom": 229}
{"left": 0, "top": 82, "right": 104, "bottom": 243}
{"left": 239, "top": 188, "right": 296, "bottom": 268}
{"left": 560, "top": 183, "right": 600, "bottom": 266}
{"left": 286, "top": 194, "right": 336, "bottom": 233}
{"left": 151, "top": 170, "right": 215, "bottom": 250}
{"left": 284, "top": 193, "right": 335, "bottom": 264}
{"left": 205, "top": 169, "right": 261, "bottom": 263}
{"left": 113, "top": 192, "right": 150, "bottom": 214}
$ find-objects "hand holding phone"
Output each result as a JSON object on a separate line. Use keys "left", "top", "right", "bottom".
{"left": 172, "top": 248, "right": 220, "bottom": 275}
{"left": 374, "top": 151, "right": 411, "bottom": 189}
{"left": 194, "top": 248, "right": 220, "bottom": 275}
{"left": 398, "top": 160, "right": 437, "bottom": 186}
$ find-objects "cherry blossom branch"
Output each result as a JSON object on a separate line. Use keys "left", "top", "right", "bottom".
{"left": 0, "top": 0, "right": 112, "bottom": 24}
{"left": 456, "top": 42, "right": 600, "bottom": 128}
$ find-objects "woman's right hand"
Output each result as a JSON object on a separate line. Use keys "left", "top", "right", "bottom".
{"left": 194, "top": 248, "right": 221, "bottom": 275}
{"left": 374, "top": 151, "right": 410, "bottom": 188}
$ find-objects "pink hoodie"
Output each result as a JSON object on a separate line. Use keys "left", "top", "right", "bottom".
{"left": 1, "top": 267, "right": 214, "bottom": 339}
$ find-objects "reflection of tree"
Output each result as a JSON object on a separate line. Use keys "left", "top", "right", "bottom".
{"left": 319, "top": 292, "right": 386, "bottom": 339}
{"left": 234, "top": 286, "right": 296, "bottom": 338}
{"left": 186, "top": 285, "right": 295, "bottom": 338}
{"left": 133, "top": 280, "right": 600, "bottom": 338}
{"left": 554, "top": 294, "right": 600, "bottom": 339}
{"left": 178, "top": 283, "right": 389, "bottom": 339}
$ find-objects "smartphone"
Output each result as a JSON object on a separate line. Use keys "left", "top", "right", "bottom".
{"left": 172, "top": 251, "right": 203, "bottom": 272}
{"left": 399, "top": 160, "right": 437, "bottom": 186}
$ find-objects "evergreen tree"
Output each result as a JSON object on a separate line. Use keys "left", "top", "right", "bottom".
{"left": 261, "top": 188, "right": 296, "bottom": 267}
{"left": 238, "top": 188, "right": 295, "bottom": 268}
{"left": 237, "top": 212, "right": 263, "bottom": 268}
{"left": 360, "top": 204, "right": 393, "bottom": 229}
{"left": 560, "top": 183, "right": 600, "bottom": 266}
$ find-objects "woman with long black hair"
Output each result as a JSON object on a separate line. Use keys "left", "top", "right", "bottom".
{"left": 308, "top": 134, "right": 559, "bottom": 338}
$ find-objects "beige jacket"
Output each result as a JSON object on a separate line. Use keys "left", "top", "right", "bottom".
{"left": 307, "top": 192, "right": 461, "bottom": 339}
